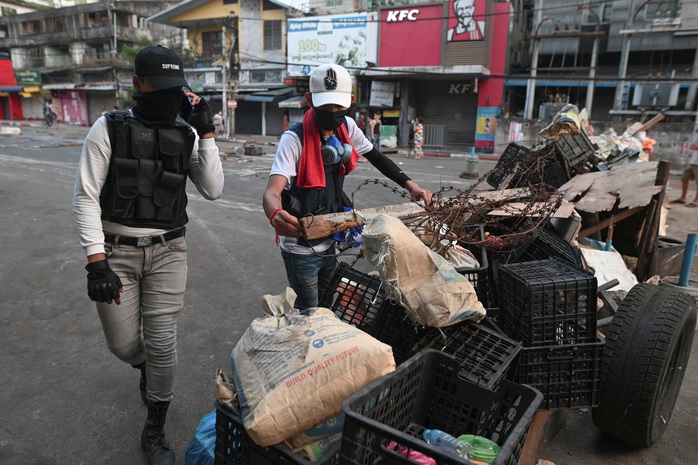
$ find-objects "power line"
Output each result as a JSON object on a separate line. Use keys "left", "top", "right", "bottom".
{"left": 235, "top": 52, "right": 698, "bottom": 82}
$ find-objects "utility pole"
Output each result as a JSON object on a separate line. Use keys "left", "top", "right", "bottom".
{"left": 111, "top": 5, "right": 119, "bottom": 109}
{"left": 221, "top": 24, "right": 228, "bottom": 139}
{"left": 580, "top": 3, "right": 602, "bottom": 118}
{"left": 227, "top": 14, "right": 239, "bottom": 140}
{"left": 613, "top": 0, "right": 636, "bottom": 115}
{"left": 524, "top": 0, "right": 544, "bottom": 120}
{"left": 685, "top": 47, "right": 698, "bottom": 112}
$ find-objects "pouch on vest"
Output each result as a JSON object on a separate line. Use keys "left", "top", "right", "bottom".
{"left": 111, "top": 158, "right": 139, "bottom": 218}
{"left": 154, "top": 171, "right": 185, "bottom": 221}
{"left": 130, "top": 125, "right": 157, "bottom": 160}
{"left": 159, "top": 128, "right": 186, "bottom": 172}
{"left": 136, "top": 159, "right": 161, "bottom": 219}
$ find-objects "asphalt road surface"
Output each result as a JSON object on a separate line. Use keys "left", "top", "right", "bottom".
{"left": 1, "top": 123, "right": 697, "bottom": 465}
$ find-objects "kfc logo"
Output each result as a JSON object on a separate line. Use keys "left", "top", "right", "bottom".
{"left": 386, "top": 9, "right": 419, "bottom": 22}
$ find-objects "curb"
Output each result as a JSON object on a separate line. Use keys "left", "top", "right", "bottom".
{"left": 425, "top": 151, "right": 500, "bottom": 161}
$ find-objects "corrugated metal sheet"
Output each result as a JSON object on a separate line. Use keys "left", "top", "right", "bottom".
{"left": 415, "top": 80, "right": 478, "bottom": 148}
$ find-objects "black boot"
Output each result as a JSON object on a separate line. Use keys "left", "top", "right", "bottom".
{"left": 141, "top": 401, "right": 175, "bottom": 465}
{"left": 134, "top": 362, "right": 147, "bottom": 405}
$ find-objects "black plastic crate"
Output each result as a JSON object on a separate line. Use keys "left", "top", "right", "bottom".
{"left": 411, "top": 321, "right": 522, "bottom": 388}
{"left": 214, "top": 401, "right": 340, "bottom": 465}
{"left": 244, "top": 145, "right": 263, "bottom": 155}
{"left": 510, "top": 338, "right": 603, "bottom": 410}
{"left": 554, "top": 132, "right": 594, "bottom": 168}
{"left": 341, "top": 350, "right": 543, "bottom": 465}
{"left": 521, "top": 159, "right": 569, "bottom": 189}
{"left": 497, "top": 259, "right": 597, "bottom": 346}
{"left": 321, "top": 261, "right": 491, "bottom": 365}
{"left": 370, "top": 301, "right": 432, "bottom": 365}
{"left": 511, "top": 225, "right": 583, "bottom": 268}
{"left": 318, "top": 262, "right": 387, "bottom": 334}
{"left": 487, "top": 142, "right": 530, "bottom": 189}
{"left": 483, "top": 226, "right": 583, "bottom": 309}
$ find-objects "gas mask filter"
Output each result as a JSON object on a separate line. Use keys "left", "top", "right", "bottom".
{"left": 321, "top": 135, "right": 353, "bottom": 165}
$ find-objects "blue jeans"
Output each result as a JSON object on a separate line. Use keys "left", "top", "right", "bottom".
{"left": 96, "top": 236, "right": 187, "bottom": 402}
{"left": 281, "top": 249, "right": 337, "bottom": 311}
{"left": 373, "top": 134, "right": 382, "bottom": 154}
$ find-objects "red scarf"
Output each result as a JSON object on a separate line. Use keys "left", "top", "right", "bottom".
{"left": 296, "top": 109, "right": 360, "bottom": 189}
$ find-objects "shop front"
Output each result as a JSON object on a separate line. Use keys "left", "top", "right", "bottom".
{"left": 414, "top": 79, "right": 478, "bottom": 149}
{"left": 42, "top": 84, "right": 89, "bottom": 126}
{"left": 235, "top": 87, "right": 293, "bottom": 136}
{"left": 0, "top": 57, "right": 24, "bottom": 120}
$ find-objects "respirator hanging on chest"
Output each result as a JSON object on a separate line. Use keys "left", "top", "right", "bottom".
{"left": 321, "top": 135, "right": 353, "bottom": 165}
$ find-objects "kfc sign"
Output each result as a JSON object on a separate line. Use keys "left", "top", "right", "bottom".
{"left": 379, "top": 5, "right": 442, "bottom": 67}
{"left": 386, "top": 9, "right": 419, "bottom": 22}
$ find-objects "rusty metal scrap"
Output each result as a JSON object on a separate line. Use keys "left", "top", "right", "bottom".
{"left": 349, "top": 149, "right": 563, "bottom": 255}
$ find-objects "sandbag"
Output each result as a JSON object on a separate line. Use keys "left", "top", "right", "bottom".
{"left": 230, "top": 308, "right": 395, "bottom": 446}
{"left": 260, "top": 287, "right": 297, "bottom": 316}
{"left": 362, "top": 214, "right": 485, "bottom": 327}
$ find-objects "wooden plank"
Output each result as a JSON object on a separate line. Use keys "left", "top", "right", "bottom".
{"left": 299, "top": 188, "right": 533, "bottom": 240}
{"left": 486, "top": 199, "right": 575, "bottom": 218}
{"left": 576, "top": 207, "right": 643, "bottom": 239}
{"left": 635, "top": 199, "right": 658, "bottom": 282}
{"left": 625, "top": 121, "right": 645, "bottom": 135}
{"left": 634, "top": 112, "right": 666, "bottom": 134}
{"left": 646, "top": 160, "right": 671, "bottom": 278}
{"left": 560, "top": 162, "right": 660, "bottom": 213}
{"left": 300, "top": 202, "right": 425, "bottom": 240}
{"left": 518, "top": 410, "right": 569, "bottom": 465}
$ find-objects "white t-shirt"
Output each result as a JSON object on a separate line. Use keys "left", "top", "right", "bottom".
{"left": 269, "top": 116, "right": 374, "bottom": 255}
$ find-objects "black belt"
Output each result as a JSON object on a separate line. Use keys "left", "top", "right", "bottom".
{"left": 104, "top": 228, "right": 186, "bottom": 247}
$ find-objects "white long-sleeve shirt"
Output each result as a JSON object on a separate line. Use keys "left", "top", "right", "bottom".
{"left": 73, "top": 112, "right": 224, "bottom": 257}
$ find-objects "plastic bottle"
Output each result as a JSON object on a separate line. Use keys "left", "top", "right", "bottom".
{"left": 422, "top": 429, "right": 473, "bottom": 460}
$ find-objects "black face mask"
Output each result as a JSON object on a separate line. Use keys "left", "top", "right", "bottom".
{"left": 314, "top": 108, "right": 348, "bottom": 131}
{"left": 132, "top": 88, "right": 184, "bottom": 128}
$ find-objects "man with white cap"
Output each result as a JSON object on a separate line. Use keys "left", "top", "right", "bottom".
{"left": 73, "top": 45, "right": 223, "bottom": 465}
{"left": 262, "top": 63, "right": 432, "bottom": 310}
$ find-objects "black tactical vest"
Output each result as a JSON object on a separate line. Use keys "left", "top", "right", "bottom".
{"left": 282, "top": 122, "right": 350, "bottom": 246}
{"left": 99, "top": 110, "right": 195, "bottom": 229}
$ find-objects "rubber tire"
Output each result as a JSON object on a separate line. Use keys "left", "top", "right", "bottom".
{"left": 592, "top": 283, "right": 697, "bottom": 447}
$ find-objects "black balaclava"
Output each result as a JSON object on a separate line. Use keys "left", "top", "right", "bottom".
{"left": 132, "top": 88, "right": 184, "bottom": 128}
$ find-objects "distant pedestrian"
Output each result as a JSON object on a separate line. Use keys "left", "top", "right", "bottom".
{"left": 213, "top": 111, "right": 224, "bottom": 137}
{"left": 406, "top": 119, "right": 415, "bottom": 158}
{"left": 357, "top": 113, "right": 367, "bottom": 134}
{"left": 413, "top": 117, "right": 424, "bottom": 159}
{"left": 369, "top": 112, "right": 382, "bottom": 154}
{"left": 672, "top": 138, "right": 698, "bottom": 207}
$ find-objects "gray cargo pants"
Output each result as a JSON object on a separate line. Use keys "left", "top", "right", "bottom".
{"left": 96, "top": 236, "right": 187, "bottom": 402}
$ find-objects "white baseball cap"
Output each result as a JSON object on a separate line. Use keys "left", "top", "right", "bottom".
{"left": 309, "top": 64, "right": 352, "bottom": 108}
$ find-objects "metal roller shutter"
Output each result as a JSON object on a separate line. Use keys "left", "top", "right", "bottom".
{"left": 415, "top": 80, "right": 478, "bottom": 149}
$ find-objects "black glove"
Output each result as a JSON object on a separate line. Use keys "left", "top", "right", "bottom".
{"left": 188, "top": 98, "right": 215, "bottom": 136}
{"left": 85, "top": 260, "right": 123, "bottom": 302}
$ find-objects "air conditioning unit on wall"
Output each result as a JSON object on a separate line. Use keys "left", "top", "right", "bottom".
{"left": 632, "top": 83, "right": 680, "bottom": 108}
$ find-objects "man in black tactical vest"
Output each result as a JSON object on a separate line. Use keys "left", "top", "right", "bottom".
{"left": 262, "top": 63, "right": 432, "bottom": 311}
{"left": 73, "top": 45, "right": 224, "bottom": 465}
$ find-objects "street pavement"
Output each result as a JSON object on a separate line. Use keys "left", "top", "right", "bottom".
{"left": 1, "top": 121, "right": 697, "bottom": 465}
